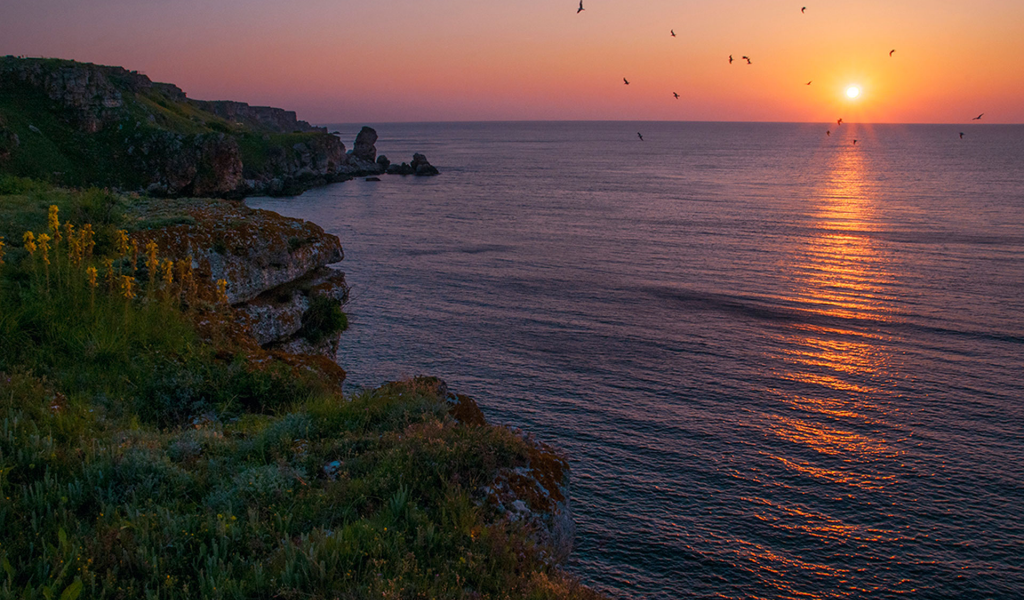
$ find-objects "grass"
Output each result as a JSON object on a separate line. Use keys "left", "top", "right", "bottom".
{"left": 0, "top": 183, "right": 602, "bottom": 600}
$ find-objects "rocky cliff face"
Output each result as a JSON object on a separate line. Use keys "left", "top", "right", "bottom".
{"left": 130, "top": 197, "right": 349, "bottom": 356}
{"left": 1, "top": 57, "right": 439, "bottom": 196}
{"left": 191, "top": 100, "right": 324, "bottom": 134}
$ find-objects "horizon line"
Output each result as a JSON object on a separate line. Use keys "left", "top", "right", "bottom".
{"left": 316, "top": 119, "right": 1023, "bottom": 127}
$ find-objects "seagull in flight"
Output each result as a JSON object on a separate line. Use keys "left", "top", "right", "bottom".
{"left": 671, "top": 29, "right": 676, "bottom": 37}
{"left": 960, "top": 132, "right": 965, "bottom": 138}
{"left": 806, "top": 81, "right": 812, "bottom": 85}
{"left": 623, "top": 77, "right": 630, "bottom": 85}
{"left": 801, "top": 7, "right": 806, "bottom": 13}
{"left": 742, "top": 56, "right": 752, "bottom": 64}
{"left": 972, "top": 113, "right": 984, "bottom": 120}
{"left": 890, "top": 49, "right": 895, "bottom": 57}
{"left": 837, "top": 118, "right": 843, "bottom": 126}
{"left": 729, "top": 55, "right": 734, "bottom": 64}
{"left": 673, "top": 92, "right": 680, "bottom": 99}
{"left": 577, "top": 0, "right": 584, "bottom": 13}
{"left": 826, "top": 130, "right": 831, "bottom": 136}
{"left": 853, "top": 139, "right": 858, "bottom": 145}
{"left": 637, "top": 132, "right": 644, "bottom": 141}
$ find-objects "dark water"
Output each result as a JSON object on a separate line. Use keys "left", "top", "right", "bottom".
{"left": 249, "top": 122, "right": 1024, "bottom": 599}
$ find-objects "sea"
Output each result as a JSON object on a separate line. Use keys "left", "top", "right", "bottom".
{"left": 247, "top": 122, "right": 1024, "bottom": 599}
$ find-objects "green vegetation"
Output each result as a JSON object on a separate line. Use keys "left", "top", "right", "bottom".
{"left": 301, "top": 295, "right": 349, "bottom": 344}
{"left": 0, "top": 181, "right": 599, "bottom": 599}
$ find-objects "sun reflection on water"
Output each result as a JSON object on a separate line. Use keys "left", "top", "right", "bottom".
{"left": 729, "top": 139, "right": 914, "bottom": 592}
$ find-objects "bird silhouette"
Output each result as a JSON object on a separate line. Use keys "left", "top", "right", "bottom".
{"left": 729, "top": 55, "right": 734, "bottom": 64}
{"left": 972, "top": 113, "right": 984, "bottom": 120}
{"left": 637, "top": 132, "right": 644, "bottom": 141}
{"left": 837, "top": 118, "right": 843, "bottom": 125}
{"left": 673, "top": 92, "right": 680, "bottom": 99}
{"left": 853, "top": 139, "right": 858, "bottom": 145}
{"left": 671, "top": 29, "right": 676, "bottom": 37}
{"left": 890, "top": 49, "right": 895, "bottom": 57}
{"left": 801, "top": 7, "right": 806, "bottom": 13}
{"left": 623, "top": 77, "right": 630, "bottom": 85}
{"left": 577, "top": 0, "right": 584, "bottom": 13}
{"left": 742, "top": 56, "right": 751, "bottom": 64}
{"left": 960, "top": 132, "right": 965, "bottom": 138}
{"left": 806, "top": 81, "right": 812, "bottom": 85}
{"left": 826, "top": 130, "right": 831, "bottom": 136}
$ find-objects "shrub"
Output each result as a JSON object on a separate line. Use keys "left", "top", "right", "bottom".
{"left": 300, "top": 295, "right": 348, "bottom": 344}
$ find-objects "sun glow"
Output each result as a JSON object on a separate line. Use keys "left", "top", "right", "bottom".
{"left": 846, "top": 86, "right": 861, "bottom": 99}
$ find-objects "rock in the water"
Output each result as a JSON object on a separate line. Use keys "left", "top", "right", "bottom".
{"left": 376, "top": 154, "right": 390, "bottom": 170}
{"left": 365, "top": 177, "right": 380, "bottom": 182}
{"left": 352, "top": 126, "right": 378, "bottom": 162}
{"left": 386, "top": 162, "right": 414, "bottom": 175}
{"left": 411, "top": 153, "right": 440, "bottom": 176}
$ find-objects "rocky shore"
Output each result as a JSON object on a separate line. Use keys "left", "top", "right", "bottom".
{"left": 0, "top": 57, "right": 439, "bottom": 197}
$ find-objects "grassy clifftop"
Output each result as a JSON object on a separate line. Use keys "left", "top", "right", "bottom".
{"left": 0, "top": 57, "right": 355, "bottom": 196}
{"left": 0, "top": 177, "right": 600, "bottom": 599}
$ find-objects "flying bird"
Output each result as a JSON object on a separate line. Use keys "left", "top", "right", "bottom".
{"left": 673, "top": 92, "right": 680, "bottom": 99}
{"left": 742, "top": 56, "right": 752, "bottom": 64}
{"left": 624, "top": 77, "right": 630, "bottom": 85}
{"left": 729, "top": 55, "right": 734, "bottom": 64}
{"left": 853, "top": 139, "right": 858, "bottom": 145}
{"left": 637, "top": 132, "right": 644, "bottom": 141}
{"left": 972, "top": 113, "right": 984, "bottom": 120}
{"left": 826, "top": 130, "right": 831, "bottom": 136}
{"left": 837, "top": 118, "right": 843, "bottom": 125}
{"left": 577, "top": 0, "right": 584, "bottom": 13}
{"left": 960, "top": 132, "right": 965, "bottom": 138}
{"left": 801, "top": 7, "right": 806, "bottom": 13}
{"left": 806, "top": 81, "right": 812, "bottom": 85}
{"left": 671, "top": 29, "right": 676, "bottom": 37}
{"left": 890, "top": 49, "right": 895, "bottom": 57}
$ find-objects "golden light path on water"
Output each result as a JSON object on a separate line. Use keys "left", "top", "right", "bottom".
{"left": 725, "top": 133, "right": 918, "bottom": 598}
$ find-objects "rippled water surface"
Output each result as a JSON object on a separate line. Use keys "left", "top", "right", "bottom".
{"left": 249, "top": 122, "right": 1024, "bottom": 599}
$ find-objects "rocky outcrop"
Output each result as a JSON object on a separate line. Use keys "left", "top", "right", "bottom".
{"left": 411, "top": 152, "right": 440, "bottom": 176}
{"left": 130, "top": 198, "right": 348, "bottom": 355}
{"left": 392, "top": 377, "right": 574, "bottom": 564}
{"left": 0, "top": 57, "right": 150, "bottom": 133}
{"left": 385, "top": 152, "right": 440, "bottom": 176}
{"left": 138, "top": 132, "right": 244, "bottom": 197}
{"left": 191, "top": 100, "right": 324, "bottom": 134}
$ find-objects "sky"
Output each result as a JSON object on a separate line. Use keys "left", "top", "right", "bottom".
{"left": 2, "top": 0, "right": 1023, "bottom": 124}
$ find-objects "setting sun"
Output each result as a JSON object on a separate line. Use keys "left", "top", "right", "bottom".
{"left": 846, "top": 86, "right": 861, "bottom": 99}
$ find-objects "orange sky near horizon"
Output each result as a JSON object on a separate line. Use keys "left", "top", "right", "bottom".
{"left": 2, "top": 0, "right": 1022, "bottom": 124}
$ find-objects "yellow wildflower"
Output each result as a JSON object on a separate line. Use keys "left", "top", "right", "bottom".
{"left": 145, "top": 240, "right": 159, "bottom": 279}
{"left": 80, "top": 224, "right": 96, "bottom": 260}
{"left": 86, "top": 267, "right": 98, "bottom": 289}
{"left": 130, "top": 239, "right": 139, "bottom": 273}
{"left": 120, "top": 275, "right": 136, "bottom": 300}
{"left": 48, "top": 205, "right": 60, "bottom": 242}
{"left": 23, "top": 231, "right": 36, "bottom": 255}
{"left": 37, "top": 233, "right": 51, "bottom": 266}
{"left": 161, "top": 259, "right": 174, "bottom": 286}
{"left": 115, "top": 230, "right": 130, "bottom": 257}
{"left": 216, "top": 279, "right": 229, "bottom": 305}
{"left": 103, "top": 258, "right": 116, "bottom": 290}
{"left": 65, "top": 222, "right": 82, "bottom": 265}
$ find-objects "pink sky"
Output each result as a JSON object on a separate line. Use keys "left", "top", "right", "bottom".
{"left": 3, "top": 0, "right": 1022, "bottom": 124}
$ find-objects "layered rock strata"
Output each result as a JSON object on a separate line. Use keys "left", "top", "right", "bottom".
{"left": 129, "top": 197, "right": 348, "bottom": 356}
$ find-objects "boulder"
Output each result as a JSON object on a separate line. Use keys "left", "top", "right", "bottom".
{"left": 411, "top": 152, "right": 439, "bottom": 176}
{"left": 376, "top": 154, "right": 390, "bottom": 170}
{"left": 386, "top": 162, "right": 414, "bottom": 175}
{"left": 352, "top": 126, "right": 378, "bottom": 162}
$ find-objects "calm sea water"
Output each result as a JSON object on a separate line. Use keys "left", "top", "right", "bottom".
{"left": 249, "top": 122, "right": 1024, "bottom": 599}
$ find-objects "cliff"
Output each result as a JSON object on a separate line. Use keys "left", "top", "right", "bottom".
{"left": 0, "top": 57, "right": 438, "bottom": 197}
{"left": 0, "top": 179, "right": 592, "bottom": 598}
